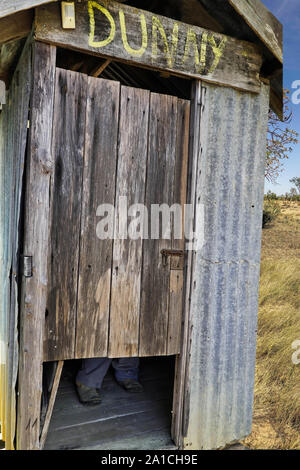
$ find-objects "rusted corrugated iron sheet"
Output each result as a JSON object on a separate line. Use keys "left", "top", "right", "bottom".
{"left": 0, "top": 41, "right": 31, "bottom": 450}
{"left": 183, "top": 81, "right": 270, "bottom": 449}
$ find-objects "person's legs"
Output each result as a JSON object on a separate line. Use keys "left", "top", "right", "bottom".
{"left": 76, "top": 357, "right": 143, "bottom": 403}
{"left": 76, "top": 358, "right": 112, "bottom": 404}
{"left": 112, "top": 357, "right": 139, "bottom": 381}
{"left": 112, "top": 358, "right": 143, "bottom": 392}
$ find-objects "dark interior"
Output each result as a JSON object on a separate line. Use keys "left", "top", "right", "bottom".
{"left": 56, "top": 47, "right": 192, "bottom": 99}
{"left": 42, "top": 356, "right": 176, "bottom": 450}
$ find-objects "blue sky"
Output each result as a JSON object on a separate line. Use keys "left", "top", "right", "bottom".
{"left": 262, "top": 0, "right": 300, "bottom": 195}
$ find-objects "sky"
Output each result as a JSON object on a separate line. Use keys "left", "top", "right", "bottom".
{"left": 262, "top": 0, "right": 300, "bottom": 195}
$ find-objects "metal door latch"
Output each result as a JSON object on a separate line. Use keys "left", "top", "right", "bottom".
{"left": 161, "top": 249, "right": 184, "bottom": 270}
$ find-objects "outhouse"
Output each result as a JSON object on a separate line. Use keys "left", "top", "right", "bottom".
{"left": 0, "top": 0, "right": 283, "bottom": 450}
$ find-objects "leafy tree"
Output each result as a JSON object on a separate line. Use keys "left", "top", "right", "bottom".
{"left": 266, "top": 90, "right": 298, "bottom": 183}
{"left": 290, "top": 177, "right": 300, "bottom": 194}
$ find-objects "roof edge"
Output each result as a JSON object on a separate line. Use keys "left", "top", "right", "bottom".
{"left": 228, "top": 0, "right": 283, "bottom": 64}
{"left": 0, "top": 0, "right": 56, "bottom": 19}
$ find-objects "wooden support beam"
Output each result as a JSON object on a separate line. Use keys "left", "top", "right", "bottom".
{"left": 70, "top": 60, "right": 85, "bottom": 72}
{"left": 90, "top": 58, "right": 111, "bottom": 77}
{"left": 0, "top": 10, "right": 33, "bottom": 44}
{"left": 228, "top": 0, "right": 283, "bottom": 64}
{"left": 17, "top": 41, "right": 56, "bottom": 450}
{"left": 35, "top": 1, "right": 263, "bottom": 94}
{"left": 40, "top": 361, "right": 64, "bottom": 449}
{"left": 0, "top": 39, "right": 24, "bottom": 85}
{"left": 270, "top": 87, "right": 283, "bottom": 121}
{"left": 0, "top": 1, "right": 55, "bottom": 19}
{"left": 0, "top": 10, "right": 33, "bottom": 84}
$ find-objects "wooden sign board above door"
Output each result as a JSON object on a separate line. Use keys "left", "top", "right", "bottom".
{"left": 35, "top": 0, "right": 263, "bottom": 94}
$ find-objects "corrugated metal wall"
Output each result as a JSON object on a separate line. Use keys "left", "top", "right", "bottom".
{"left": 183, "top": 81, "right": 270, "bottom": 449}
{"left": 0, "top": 77, "right": 10, "bottom": 446}
{"left": 0, "top": 41, "right": 31, "bottom": 450}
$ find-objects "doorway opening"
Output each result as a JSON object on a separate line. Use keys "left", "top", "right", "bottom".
{"left": 42, "top": 356, "right": 177, "bottom": 450}
{"left": 40, "top": 49, "right": 192, "bottom": 450}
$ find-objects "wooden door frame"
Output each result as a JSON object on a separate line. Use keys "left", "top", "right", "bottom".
{"left": 17, "top": 40, "right": 56, "bottom": 450}
{"left": 16, "top": 37, "right": 199, "bottom": 450}
{"left": 171, "top": 82, "right": 200, "bottom": 449}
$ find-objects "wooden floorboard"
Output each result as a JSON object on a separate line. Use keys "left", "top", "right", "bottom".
{"left": 44, "top": 358, "right": 176, "bottom": 450}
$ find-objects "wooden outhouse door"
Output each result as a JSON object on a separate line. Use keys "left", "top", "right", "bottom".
{"left": 44, "top": 68, "right": 190, "bottom": 362}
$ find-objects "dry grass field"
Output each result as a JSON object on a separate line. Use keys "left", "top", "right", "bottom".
{"left": 243, "top": 200, "right": 300, "bottom": 449}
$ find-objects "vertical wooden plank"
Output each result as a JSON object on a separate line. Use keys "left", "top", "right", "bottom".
{"left": 5, "top": 37, "right": 32, "bottom": 451}
{"left": 108, "top": 86, "right": 150, "bottom": 358}
{"left": 75, "top": 77, "right": 120, "bottom": 359}
{"left": 168, "top": 271, "right": 184, "bottom": 353}
{"left": 44, "top": 68, "right": 87, "bottom": 362}
{"left": 17, "top": 42, "right": 56, "bottom": 450}
{"left": 139, "top": 93, "right": 178, "bottom": 357}
{"left": 171, "top": 82, "right": 200, "bottom": 447}
{"left": 167, "top": 99, "right": 190, "bottom": 355}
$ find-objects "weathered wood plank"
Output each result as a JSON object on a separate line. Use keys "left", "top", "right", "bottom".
{"left": 270, "top": 82, "right": 283, "bottom": 121}
{"left": 108, "top": 85, "right": 150, "bottom": 358}
{"left": 44, "top": 68, "right": 88, "bottom": 362}
{"left": 182, "top": 0, "right": 223, "bottom": 33}
{"left": 0, "top": 39, "right": 24, "bottom": 85}
{"left": 167, "top": 99, "right": 190, "bottom": 356}
{"left": 17, "top": 42, "right": 56, "bottom": 451}
{"left": 228, "top": 0, "right": 283, "bottom": 64}
{"left": 45, "top": 401, "right": 171, "bottom": 450}
{"left": 167, "top": 271, "right": 184, "bottom": 355}
{"left": 39, "top": 361, "right": 64, "bottom": 449}
{"left": 171, "top": 82, "right": 200, "bottom": 447}
{"left": 0, "top": 10, "right": 33, "bottom": 44}
{"left": 0, "top": 35, "right": 32, "bottom": 451}
{"left": 35, "top": 1, "right": 263, "bottom": 93}
{"left": 139, "top": 93, "right": 178, "bottom": 357}
{"left": 0, "top": 0, "right": 55, "bottom": 19}
{"left": 9, "top": 41, "right": 32, "bottom": 451}
{"left": 47, "top": 371, "right": 171, "bottom": 430}
{"left": 75, "top": 77, "right": 120, "bottom": 359}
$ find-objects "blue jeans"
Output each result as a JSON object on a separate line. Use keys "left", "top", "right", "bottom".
{"left": 76, "top": 357, "right": 139, "bottom": 389}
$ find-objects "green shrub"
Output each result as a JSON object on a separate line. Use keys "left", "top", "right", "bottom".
{"left": 263, "top": 200, "right": 281, "bottom": 228}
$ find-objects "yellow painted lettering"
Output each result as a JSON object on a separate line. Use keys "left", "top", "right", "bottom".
{"left": 200, "top": 32, "right": 208, "bottom": 69}
{"left": 207, "top": 35, "right": 227, "bottom": 73}
{"left": 119, "top": 10, "right": 148, "bottom": 57}
{"left": 183, "top": 29, "right": 207, "bottom": 73}
{"left": 152, "top": 16, "right": 178, "bottom": 68}
{"left": 88, "top": 1, "right": 116, "bottom": 48}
